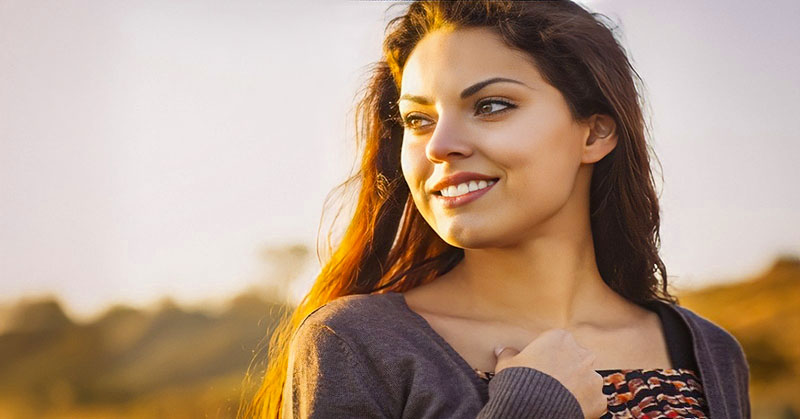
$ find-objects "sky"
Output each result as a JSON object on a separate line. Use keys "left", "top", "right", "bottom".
{"left": 1, "top": 0, "right": 798, "bottom": 320}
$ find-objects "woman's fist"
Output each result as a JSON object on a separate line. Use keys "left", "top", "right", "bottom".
{"left": 494, "top": 329, "right": 607, "bottom": 418}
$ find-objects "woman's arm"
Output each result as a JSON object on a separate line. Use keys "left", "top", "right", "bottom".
{"left": 476, "top": 367, "right": 584, "bottom": 419}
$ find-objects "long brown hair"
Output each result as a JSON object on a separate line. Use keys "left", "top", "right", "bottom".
{"left": 240, "top": 1, "right": 675, "bottom": 417}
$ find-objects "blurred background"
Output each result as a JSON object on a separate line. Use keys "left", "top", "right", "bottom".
{"left": 1, "top": 0, "right": 798, "bottom": 417}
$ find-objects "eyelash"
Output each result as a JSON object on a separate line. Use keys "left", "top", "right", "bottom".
{"left": 400, "top": 98, "right": 517, "bottom": 131}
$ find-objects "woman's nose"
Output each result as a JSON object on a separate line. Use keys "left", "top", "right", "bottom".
{"left": 425, "top": 116, "right": 474, "bottom": 163}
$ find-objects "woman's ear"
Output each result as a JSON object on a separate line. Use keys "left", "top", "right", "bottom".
{"left": 582, "top": 114, "right": 618, "bottom": 164}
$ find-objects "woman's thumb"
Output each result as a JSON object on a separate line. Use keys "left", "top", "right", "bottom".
{"left": 494, "top": 345, "right": 517, "bottom": 359}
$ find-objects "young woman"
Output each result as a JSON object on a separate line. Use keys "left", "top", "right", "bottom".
{"left": 244, "top": 1, "right": 751, "bottom": 418}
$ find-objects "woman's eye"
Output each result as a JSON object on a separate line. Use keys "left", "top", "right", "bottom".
{"left": 475, "top": 99, "right": 515, "bottom": 116}
{"left": 402, "top": 115, "right": 433, "bottom": 130}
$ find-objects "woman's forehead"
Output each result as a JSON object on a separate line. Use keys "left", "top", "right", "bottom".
{"left": 400, "top": 27, "right": 543, "bottom": 99}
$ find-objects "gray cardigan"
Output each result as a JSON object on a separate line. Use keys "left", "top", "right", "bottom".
{"left": 282, "top": 291, "right": 750, "bottom": 418}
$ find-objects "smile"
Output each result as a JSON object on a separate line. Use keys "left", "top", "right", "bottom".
{"left": 439, "top": 179, "right": 496, "bottom": 197}
{"left": 434, "top": 179, "right": 498, "bottom": 209}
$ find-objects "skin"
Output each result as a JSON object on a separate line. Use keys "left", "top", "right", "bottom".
{"left": 397, "top": 27, "right": 671, "bottom": 374}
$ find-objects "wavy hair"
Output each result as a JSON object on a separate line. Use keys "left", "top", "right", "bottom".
{"left": 240, "top": 1, "right": 675, "bottom": 417}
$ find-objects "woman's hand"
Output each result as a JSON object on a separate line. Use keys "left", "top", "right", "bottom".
{"left": 494, "top": 328, "right": 608, "bottom": 419}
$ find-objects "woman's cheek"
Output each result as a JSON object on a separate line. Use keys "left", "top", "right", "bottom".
{"left": 399, "top": 144, "right": 414, "bottom": 187}
{"left": 400, "top": 145, "right": 426, "bottom": 202}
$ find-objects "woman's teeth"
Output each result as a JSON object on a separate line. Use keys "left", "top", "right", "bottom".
{"left": 440, "top": 179, "right": 496, "bottom": 198}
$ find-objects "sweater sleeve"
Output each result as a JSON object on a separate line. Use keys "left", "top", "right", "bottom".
{"left": 282, "top": 322, "right": 388, "bottom": 419}
{"left": 476, "top": 367, "right": 584, "bottom": 419}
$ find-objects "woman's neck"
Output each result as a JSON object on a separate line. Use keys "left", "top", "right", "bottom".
{"left": 438, "top": 236, "right": 626, "bottom": 331}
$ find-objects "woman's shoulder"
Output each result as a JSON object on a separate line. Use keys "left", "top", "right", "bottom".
{"left": 294, "top": 292, "right": 408, "bottom": 348}
{"left": 284, "top": 294, "right": 408, "bottom": 417}
{"left": 670, "top": 303, "right": 740, "bottom": 343}
{"left": 301, "top": 292, "right": 399, "bottom": 325}
{"left": 659, "top": 301, "right": 748, "bottom": 366}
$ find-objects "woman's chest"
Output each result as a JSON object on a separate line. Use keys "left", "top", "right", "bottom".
{"left": 418, "top": 309, "right": 673, "bottom": 373}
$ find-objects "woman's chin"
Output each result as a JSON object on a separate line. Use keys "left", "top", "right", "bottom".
{"left": 439, "top": 228, "right": 503, "bottom": 250}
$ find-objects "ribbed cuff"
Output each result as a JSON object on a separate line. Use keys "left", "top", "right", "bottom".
{"left": 476, "top": 367, "right": 584, "bottom": 419}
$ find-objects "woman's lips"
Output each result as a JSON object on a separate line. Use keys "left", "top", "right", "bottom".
{"left": 433, "top": 180, "right": 497, "bottom": 209}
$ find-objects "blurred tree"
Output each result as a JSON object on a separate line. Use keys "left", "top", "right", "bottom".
{"left": 255, "top": 243, "right": 311, "bottom": 303}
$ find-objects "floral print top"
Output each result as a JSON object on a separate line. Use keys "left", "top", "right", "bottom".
{"left": 476, "top": 366, "right": 709, "bottom": 418}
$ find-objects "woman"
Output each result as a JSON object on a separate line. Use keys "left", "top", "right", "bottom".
{"left": 244, "top": 1, "right": 750, "bottom": 418}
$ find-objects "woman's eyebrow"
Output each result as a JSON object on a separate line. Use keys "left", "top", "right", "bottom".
{"left": 398, "top": 77, "right": 531, "bottom": 106}
{"left": 460, "top": 77, "right": 530, "bottom": 99}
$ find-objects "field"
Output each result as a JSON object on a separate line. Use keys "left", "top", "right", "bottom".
{"left": 1, "top": 256, "right": 797, "bottom": 418}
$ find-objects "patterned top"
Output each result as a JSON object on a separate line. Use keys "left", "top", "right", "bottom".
{"left": 475, "top": 367, "right": 709, "bottom": 418}
{"left": 474, "top": 299, "right": 710, "bottom": 418}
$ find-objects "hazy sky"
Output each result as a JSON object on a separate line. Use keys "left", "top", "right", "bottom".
{"left": 1, "top": 0, "right": 798, "bottom": 319}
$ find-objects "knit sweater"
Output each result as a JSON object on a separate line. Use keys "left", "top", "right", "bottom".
{"left": 281, "top": 291, "right": 750, "bottom": 418}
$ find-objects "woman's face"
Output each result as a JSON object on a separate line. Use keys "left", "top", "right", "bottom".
{"left": 398, "top": 27, "right": 610, "bottom": 249}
